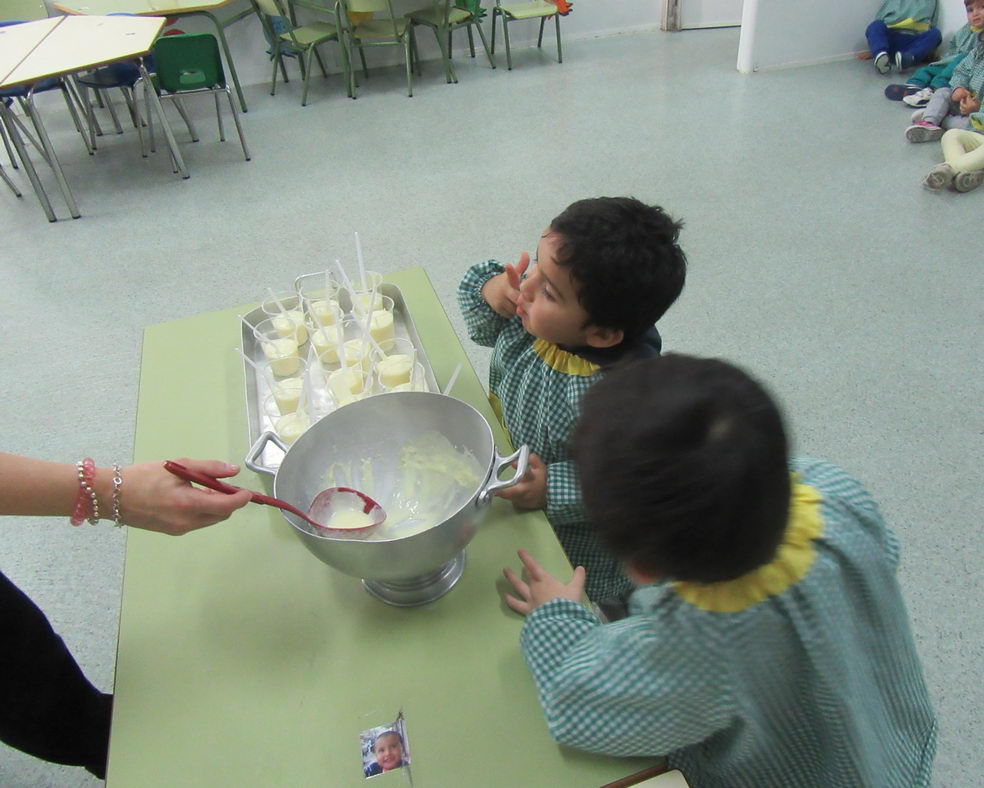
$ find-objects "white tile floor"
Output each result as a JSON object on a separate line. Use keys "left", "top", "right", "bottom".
{"left": 0, "top": 26, "right": 980, "bottom": 787}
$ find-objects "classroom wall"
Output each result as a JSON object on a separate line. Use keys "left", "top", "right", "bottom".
{"left": 737, "top": 0, "right": 971, "bottom": 73}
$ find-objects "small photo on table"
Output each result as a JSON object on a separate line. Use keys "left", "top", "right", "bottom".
{"left": 361, "top": 712, "right": 410, "bottom": 779}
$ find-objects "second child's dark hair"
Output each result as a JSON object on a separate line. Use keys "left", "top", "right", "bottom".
{"left": 549, "top": 197, "right": 686, "bottom": 343}
{"left": 573, "top": 355, "right": 791, "bottom": 583}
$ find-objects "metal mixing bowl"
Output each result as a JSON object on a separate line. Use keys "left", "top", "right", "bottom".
{"left": 246, "top": 392, "right": 528, "bottom": 605}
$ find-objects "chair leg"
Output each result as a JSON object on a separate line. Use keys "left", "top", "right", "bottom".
{"left": 58, "top": 83, "right": 94, "bottom": 157}
{"left": 538, "top": 16, "right": 545, "bottom": 48}
{"left": 302, "top": 48, "right": 314, "bottom": 106}
{"left": 225, "top": 88, "right": 250, "bottom": 161}
{"left": 555, "top": 13, "right": 562, "bottom": 63}
{"left": 314, "top": 47, "right": 329, "bottom": 79}
{"left": 474, "top": 21, "right": 495, "bottom": 68}
{"left": 359, "top": 44, "right": 369, "bottom": 79}
{"left": 214, "top": 93, "right": 225, "bottom": 141}
{"left": 270, "top": 54, "right": 280, "bottom": 96}
{"left": 0, "top": 122, "right": 19, "bottom": 169}
{"left": 0, "top": 161, "right": 21, "bottom": 197}
{"left": 77, "top": 83, "right": 100, "bottom": 152}
{"left": 466, "top": 25, "right": 475, "bottom": 58}
{"left": 433, "top": 25, "right": 457, "bottom": 84}
{"left": 104, "top": 89, "right": 124, "bottom": 134}
{"left": 404, "top": 34, "right": 414, "bottom": 97}
{"left": 138, "top": 63, "right": 188, "bottom": 179}
{"left": 502, "top": 14, "right": 513, "bottom": 70}
{"left": 490, "top": 9, "right": 497, "bottom": 54}
{"left": 173, "top": 98, "right": 199, "bottom": 142}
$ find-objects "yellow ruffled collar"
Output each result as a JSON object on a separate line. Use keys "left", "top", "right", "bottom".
{"left": 532, "top": 338, "right": 600, "bottom": 377}
{"left": 671, "top": 479, "right": 823, "bottom": 613}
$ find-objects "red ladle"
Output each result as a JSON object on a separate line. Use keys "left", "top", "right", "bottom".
{"left": 163, "top": 460, "right": 386, "bottom": 533}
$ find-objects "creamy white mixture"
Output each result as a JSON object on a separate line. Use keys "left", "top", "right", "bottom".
{"left": 318, "top": 431, "right": 482, "bottom": 541}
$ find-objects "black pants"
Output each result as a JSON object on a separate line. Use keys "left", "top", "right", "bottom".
{"left": 0, "top": 570, "right": 112, "bottom": 779}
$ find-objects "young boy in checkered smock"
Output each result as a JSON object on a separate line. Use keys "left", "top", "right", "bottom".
{"left": 502, "top": 356, "right": 937, "bottom": 788}
{"left": 457, "top": 197, "right": 686, "bottom": 604}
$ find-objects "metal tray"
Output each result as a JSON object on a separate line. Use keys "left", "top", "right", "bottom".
{"left": 241, "top": 281, "right": 439, "bottom": 474}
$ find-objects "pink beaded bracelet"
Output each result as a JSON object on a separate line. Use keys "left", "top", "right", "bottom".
{"left": 70, "top": 458, "right": 98, "bottom": 526}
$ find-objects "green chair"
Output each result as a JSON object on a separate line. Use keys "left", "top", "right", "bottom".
{"left": 491, "top": 0, "right": 563, "bottom": 71}
{"left": 251, "top": 0, "right": 348, "bottom": 106}
{"left": 337, "top": 0, "right": 416, "bottom": 98}
{"left": 144, "top": 33, "right": 250, "bottom": 173}
{"left": 405, "top": 0, "right": 495, "bottom": 84}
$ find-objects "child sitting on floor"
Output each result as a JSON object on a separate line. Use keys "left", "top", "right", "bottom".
{"left": 502, "top": 355, "right": 937, "bottom": 788}
{"left": 457, "top": 197, "right": 686, "bottom": 605}
{"left": 906, "top": 23, "right": 984, "bottom": 143}
{"left": 867, "top": 0, "right": 941, "bottom": 74}
{"left": 886, "top": 0, "right": 982, "bottom": 105}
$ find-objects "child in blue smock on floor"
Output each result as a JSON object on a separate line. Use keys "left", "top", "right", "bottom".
{"left": 907, "top": 19, "right": 984, "bottom": 153}
{"left": 887, "top": 0, "right": 982, "bottom": 106}
{"left": 502, "top": 355, "right": 937, "bottom": 788}
{"left": 457, "top": 197, "right": 687, "bottom": 605}
{"left": 867, "top": 0, "right": 941, "bottom": 74}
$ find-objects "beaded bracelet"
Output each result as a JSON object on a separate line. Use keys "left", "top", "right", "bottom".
{"left": 111, "top": 463, "right": 124, "bottom": 527}
{"left": 70, "top": 458, "right": 97, "bottom": 526}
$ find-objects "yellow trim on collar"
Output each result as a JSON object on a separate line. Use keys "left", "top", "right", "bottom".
{"left": 532, "top": 338, "right": 601, "bottom": 377}
{"left": 672, "top": 480, "right": 824, "bottom": 613}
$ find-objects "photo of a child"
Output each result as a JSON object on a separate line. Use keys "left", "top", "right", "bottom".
{"left": 360, "top": 714, "right": 410, "bottom": 779}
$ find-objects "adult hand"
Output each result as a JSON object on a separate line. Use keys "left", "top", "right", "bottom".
{"left": 960, "top": 94, "right": 981, "bottom": 115}
{"left": 495, "top": 453, "right": 547, "bottom": 510}
{"left": 503, "top": 549, "right": 586, "bottom": 615}
{"left": 480, "top": 253, "right": 531, "bottom": 318}
{"left": 115, "top": 459, "right": 251, "bottom": 535}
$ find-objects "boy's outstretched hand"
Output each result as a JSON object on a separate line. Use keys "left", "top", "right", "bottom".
{"left": 481, "top": 252, "right": 531, "bottom": 318}
{"left": 496, "top": 452, "right": 547, "bottom": 509}
{"left": 503, "top": 549, "right": 586, "bottom": 615}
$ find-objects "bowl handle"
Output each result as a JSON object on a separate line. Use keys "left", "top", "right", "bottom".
{"left": 244, "top": 430, "right": 288, "bottom": 477}
{"left": 476, "top": 444, "right": 530, "bottom": 507}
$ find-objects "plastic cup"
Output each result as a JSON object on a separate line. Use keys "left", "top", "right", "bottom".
{"left": 326, "top": 368, "right": 368, "bottom": 408}
{"left": 380, "top": 361, "right": 427, "bottom": 393}
{"left": 340, "top": 319, "right": 373, "bottom": 372}
{"left": 274, "top": 410, "right": 310, "bottom": 445}
{"left": 304, "top": 296, "right": 341, "bottom": 329}
{"left": 350, "top": 291, "right": 392, "bottom": 318}
{"left": 376, "top": 338, "right": 416, "bottom": 388}
{"left": 266, "top": 361, "right": 307, "bottom": 414}
{"left": 295, "top": 271, "right": 338, "bottom": 301}
{"left": 367, "top": 305, "right": 396, "bottom": 350}
{"left": 254, "top": 318, "right": 301, "bottom": 377}
{"left": 261, "top": 291, "right": 308, "bottom": 345}
{"left": 309, "top": 322, "right": 345, "bottom": 365}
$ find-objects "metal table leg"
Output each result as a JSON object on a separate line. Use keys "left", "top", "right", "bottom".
{"left": 23, "top": 91, "right": 81, "bottom": 219}
{"left": 138, "top": 64, "right": 188, "bottom": 179}
{"left": 0, "top": 102, "right": 57, "bottom": 221}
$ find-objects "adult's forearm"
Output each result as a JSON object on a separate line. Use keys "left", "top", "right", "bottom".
{"left": 0, "top": 453, "right": 115, "bottom": 518}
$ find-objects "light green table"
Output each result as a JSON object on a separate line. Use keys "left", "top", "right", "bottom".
{"left": 110, "top": 268, "right": 658, "bottom": 786}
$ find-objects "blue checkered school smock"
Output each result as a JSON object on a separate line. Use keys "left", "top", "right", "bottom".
{"left": 519, "top": 459, "right": 937, "bottom": 788}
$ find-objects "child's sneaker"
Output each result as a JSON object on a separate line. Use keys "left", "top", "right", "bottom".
{"left": 902, "top": 87, "right": 934, "bottom": 107}
{"left": 895, "top": 51, "right": 913, "bottom": 71}
{"left": 906, "top": 121, "right": 944, "bottom": 143}
{"left": 874, "top": 51, "right": 891, "bottom": 74}
{"left": 953, "top": 169, "right": 984, "bottom": 193}
{"left": 885, "top": 83, "right": 922, "bottom": 100}
{"left": 922, "top": 163, "right": 955, "bottom": 192}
